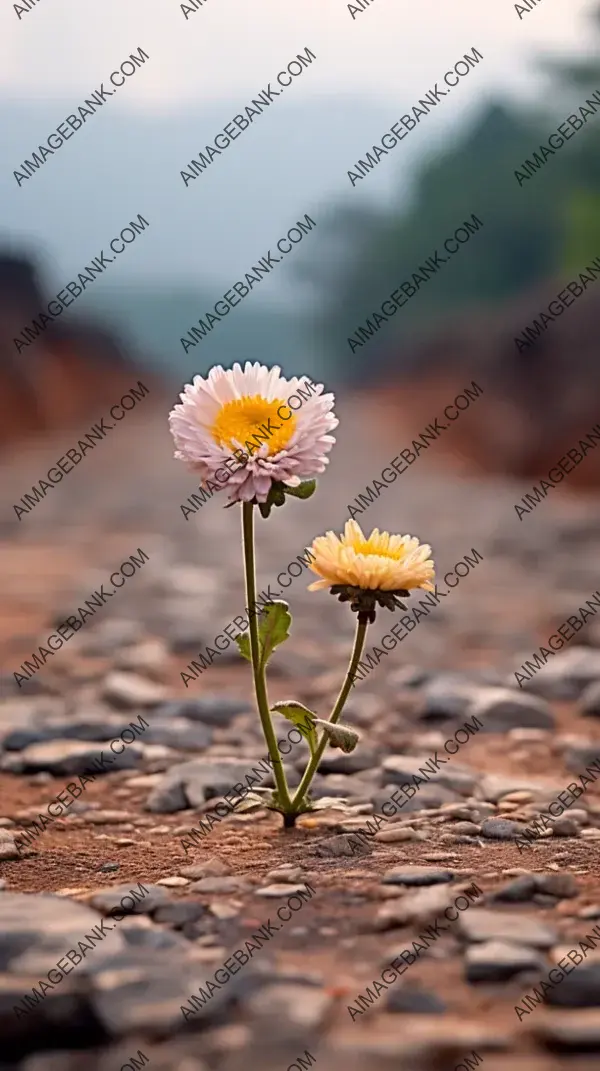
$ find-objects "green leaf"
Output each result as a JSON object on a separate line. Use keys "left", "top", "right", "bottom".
{"left": 257, "top": 600, "right": 291, "bottom": 669}
{"left": 313, "top": 719, "right": 361, "bottom": 754}
{"left": 257, "top": 482, "right": 287, "bottom": 519}
{"left": 284, "top": 479, "right": 317, "bottom": 500}
{"left": 271, "top": 700, "right": 318, "bottom": 755}
{"left": 235, "top": 632, "right": 252, "bottom": 663}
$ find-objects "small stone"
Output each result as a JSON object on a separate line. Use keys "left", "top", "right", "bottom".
{"left": 159, "top": 695, "right": 249, "bottom": 726}
{"left": 481, "top": 817, "right": 523, "bottom": 840}
{"left": 536, "top": 874, "right": 578, "bottom": 898}
{"left": 376, "top": 884, "right": 456, "bottom": 929}
{"left": 0, "top": 837, "right": 20, "bottom": 861}
{"left": 266, "top": 867, "right": 304, "bottom": 882}
{"left": 546, "top": 950, "right": 600, "bottom": 1007}
{"left": 491, "top": 876, "right": 537, "bottom": 903}
{"left": 386, "top": 985, "right": 447, "bottom": 1014}
{"left": 578, "top": 906, "right": 600, "bottom": 920}
{"left": 465, "top": 940, "right": 545, "bottom": 982}
{"left": 156, "top": 875, "right": 190, "bottom": 887}
{"left": 524, "top": 647, "right": 600, "bottom": 700}
{"left": 481, "top": 773, "right": 561, "bottom": 803}
{"left": 1, "top": 739, "right": 142, "bottom": 776}
{"left": 244, "top": 983, "right": 332, "bottom": 1033}
{"left": 314, "top": 833, "right": 371, "bottom": 858}
{"left": 535, "top": 1010, "right": 600, "bottom": 1051}
{"left": 85, "top": 811, "right": 133, "bottom": 825}
{"left": 417, "top": 677, "right": 476, "bottom": 721}
{"left": 190, "top": 877, "right": 251, "bottom": 895}
{"left": 146, "top": 758, "right": 256, "bottom": 812}
{"left": 458, "top": 908, "right": 556, "bottom": 947}
{"left": 179, "top": 857, "right": 232, "bottom": 879}
{"left": 452, "top": 821, "right": 481, "bottom": 835}
{"left": 97, "top": 862, "right": 120, "bottom": 873}
{"left": 469, "top": 686, "right": 554, "bottom": 731}
{"left": 375, "top": 827, "right": 420, "bottom": 843}
{"left": 381, "top": 755, "right": 477, "bottom": 796}
{"left": 255, "top": 883, "right": 309, "bottom": 898}
{"left": 89, "top": 883, "right": 168, "bottom": 915}
{"left": 564, "top": 740, "right": 600, "bottom": 773}
{"left": 102, "top": 671, "right": 167, "bottom": 708}
{"left": 382, "top": 865, "right": 454, "bottom": 887}
{"left": 116, "top": 640, "right": 169, "bottom": 675}
{"left": 552, "top": 817, "right": 581, "bottom": 837}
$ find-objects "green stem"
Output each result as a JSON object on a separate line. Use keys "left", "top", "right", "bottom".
{"left": 290, "top": 617, "right": 368, "bottom": 811}
{"left": 241, "top": 502, "right": 292, "bottom": 813}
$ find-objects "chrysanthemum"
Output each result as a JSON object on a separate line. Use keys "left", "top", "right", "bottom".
{"left": 308, "top": 520, "right": 435, "bottom": 596}
{"left": 169, "top": 362, "right": 337, "bottom": 504}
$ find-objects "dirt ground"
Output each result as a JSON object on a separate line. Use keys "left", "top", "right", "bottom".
{"left": 3, "top": 398, "right": 600, "bottom": 1071}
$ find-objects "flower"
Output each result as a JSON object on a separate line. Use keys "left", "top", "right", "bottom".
{"left": 169, "top": 362, "right": 337, "bottom": 504}
{"left": 307, "top": 520, "right": 435, "bottom": 598}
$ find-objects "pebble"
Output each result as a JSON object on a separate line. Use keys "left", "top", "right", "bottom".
{"left": 580, "top": 680, "right": 600, "bottom": 718}
{"left": 534, "top": 1010, "right": 600, "bottom": 1051}
{"left": 158, "top": 695, "right": 250, "bottom": 726}
{"left": 89, "top": 883, "right": 168, "bottom": 915}
{"left": 386, "top": 985, "right": 447, "bottom": 1014}
{"left": 374, "top": 827, "right": 422, "bottom": 843}
{"left": 545, "top": 950, "right": 600, "bottom": 1007}
{"left": 146, "top": 758, "right": 259, "bottom": 812}
{"left": 376, "top": 884, "right": 457, "bottom": 929}
{"left": 469, "top": 686, "right": 555, "bottom": 731}
{"left": 85, "top": 811, "right": 133, "bottom": 825}
{"left": 190, "top": 877, "right": 251, "bottom": 895}
{"left": 102, "top": 671, "right": 168, "bottom": 708}
{"left": 381, "top": 865, "right": 455, "bottom": 887}
{"left": 524, "top": 647, "right": 600, "bottom": 700}
{"left": 578, "top": 906, "right": 600, "bottom": 920}
{"left": 244, "top": 982, "right": 332, "bottom": 1035}
{"left": 156, "top": 875, "right": 190, "bottom": 887}
{"left": 481, "top": 817, "right": 524, "bottom": 840}
{"left": 1, "top": 739, "right": 142, "bottom": 775}
{"left": 552, "top": 816, "right": 581, "bottom": 837}
{"left": 451, "top": 821, "right": 481, "bottom": 835}
{"left": 255, "top": 883, "right": 310, "bottom": 898}
{"left": 465, "top": 939, "right": 545, "bottom": 982}
{"left": 458, "top": 908, "right": 557, "bottom": 948}
{"left": 179, "top": 857, "right": 232, "bottom": 879}
{"left": 491, "top": 875, "right": 537, "bottom": 902}
{"left": 314, "top": 833, "right": 371, "bottom": 858}
{"left": 381, "top": 755, "right": 478, "bottom": 796}
{"left": 266, "top": 867, "right": 305, "bottom": 882}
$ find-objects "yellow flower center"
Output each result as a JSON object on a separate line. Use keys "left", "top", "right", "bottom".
{"left": 351, "top": 538, "right": 407, "bottom": 561}
{"left": 211, "top": 395, "right": 296, "bottom": 457}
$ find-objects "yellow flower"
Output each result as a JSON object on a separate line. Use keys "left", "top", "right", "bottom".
{"left": 307, "top": 520, "right": 435, "bottom": 593}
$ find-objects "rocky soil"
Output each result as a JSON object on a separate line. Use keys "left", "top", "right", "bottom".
{"left": 2, "top": 396, "right": 600, "bottom": 1071}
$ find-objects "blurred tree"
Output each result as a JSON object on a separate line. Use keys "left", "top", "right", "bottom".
{"left": 299, "top": 3, "right": 600, "bottom": 383}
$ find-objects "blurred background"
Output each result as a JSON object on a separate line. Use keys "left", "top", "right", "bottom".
{"left": 2, "top": 0, "right": 600, "bottom": 668}
{"left": 0, "top": 0, "right": 599, "bottom": 472}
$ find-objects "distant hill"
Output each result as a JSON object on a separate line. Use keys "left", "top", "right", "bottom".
{"left": 0, "top": 96, "right": 408, "bottom": 297}
{"left": 79, "top": 284, "right": 320, "bottom": 383}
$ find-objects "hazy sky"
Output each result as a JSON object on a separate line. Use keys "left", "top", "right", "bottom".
{"left": 0, "top": 0, "right": 595, "bottom": 109}
{"left": 0, "top": 0, "right": 597, "bottom": 308}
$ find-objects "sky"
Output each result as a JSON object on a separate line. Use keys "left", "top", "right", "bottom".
{"left": 0, "top": 0, "right": 595, "bottom": 109}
